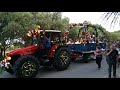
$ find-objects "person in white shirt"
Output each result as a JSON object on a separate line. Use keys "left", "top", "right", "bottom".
{"left": 75, "top": 39, "right": 80, "bottom": 44}
{"left": 75, "top": 41, "right": 80, "bottom": 44}
{"left": 67, "top": 38, "right": 74, "bottom": 44}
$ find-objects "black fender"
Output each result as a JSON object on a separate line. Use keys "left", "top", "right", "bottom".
{"left": 54, "top": 45, "right": 69, "bottom": 55}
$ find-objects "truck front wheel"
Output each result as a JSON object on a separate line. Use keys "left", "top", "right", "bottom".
{"left": 13, "top": 56, "right": 39, "bottom": 78}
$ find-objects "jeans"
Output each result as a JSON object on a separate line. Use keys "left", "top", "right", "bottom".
{"left": 106, "top": 56, "right": 109, "bottom": 65}
{"left": 108, "top": 61, "right": 117, "bottom": 78}
{"left": 96, "top": 57, "right": 102, "bottom": 68}
{"left": 45, "top": 47, "right": 51, "bottom": 59}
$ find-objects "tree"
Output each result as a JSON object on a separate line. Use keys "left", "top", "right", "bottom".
{"left": 100, "top": 12, "right": 120, "bottom": 41}
{"left": 68, "top": 26, "right": 79, "bottom": 41}
{"left": 0, "top": 12, "right": 36, "bottom": 39}
{"left": 100, "top": 12, "right": 120, "bottom": 29}
{"left": 0, "top": 12, "right": 36, "bottom": 57}
{"left": 90, "top": 24, "right": 106, "bottom": 40}
{"left": 67, "top": 21, "right": 107, "bottom": 42}
{"left": 30, "top": 12, "right": 70, "bottom": 34}
{"left": 0, "top": 12, "right": 70, "bottom": 58}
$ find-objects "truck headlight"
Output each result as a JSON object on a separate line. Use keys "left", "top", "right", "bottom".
{"left": 6, "top": 56, "right": 11, "bottom": 60}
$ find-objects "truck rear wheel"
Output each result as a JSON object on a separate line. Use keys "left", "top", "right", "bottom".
{"left": 71, "top": 58, "right": 76, "bottom": 61}
{"left": 83, "top": 54, "right": 91, "bottom": 63}
{"left": 53, "top": 47, "right": 71, "bottom": 71}
{"left": 13, "top": 56, "right": 39, "bottom": 78}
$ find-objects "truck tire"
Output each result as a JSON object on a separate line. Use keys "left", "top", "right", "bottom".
{"left": 71, "top": 58, "right": 76, "bottom": 61}
{"left": 5, "top": 67, "right": 13, "bottom": 74}
{"left": 13, "top": 56, "right": 39, "bottom": 78}
{"left": 53, "top": 47, "right": 71, "bottom": 71}
{"left": 83, "top": 54, "right": 90, "bottom": 63}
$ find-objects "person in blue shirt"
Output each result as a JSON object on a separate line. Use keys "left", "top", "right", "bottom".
{"left": 44, "top": 34, "right": 51, "bottom": 60}
{"left": 45, "top": 35, "right": 51, "bottom": 48}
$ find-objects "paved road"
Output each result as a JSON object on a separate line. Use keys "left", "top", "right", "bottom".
{"left": 0, "top": 57, "right": 110, "bottom": 78}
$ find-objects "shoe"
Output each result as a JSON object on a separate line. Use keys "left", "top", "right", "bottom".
{"left": 98, "top": 66, "right": 101, "bottom": 69}
{"left": 98, "top": 67, "right": 100, "bottom": 70}
{"left": 113, "top": 76, "right": 116, "bottom": 78}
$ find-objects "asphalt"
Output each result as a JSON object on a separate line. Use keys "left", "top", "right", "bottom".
{"left": 0, "top": 57, "right": 120, "bottom": 78}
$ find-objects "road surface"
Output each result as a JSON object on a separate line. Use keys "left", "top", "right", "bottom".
{"left": 0, "top": 57, "right": 110, "bottom": 78}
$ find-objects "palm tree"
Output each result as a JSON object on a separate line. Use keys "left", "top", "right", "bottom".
{"left": 100, "top": 12, "right": 120, "bottom": 29}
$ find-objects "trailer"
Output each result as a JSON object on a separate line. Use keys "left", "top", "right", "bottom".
{"left": 68, "top": 43, "right": 106, "bottom": 63}
{"left": 65, "top": 21, "right": 107, "bottom": 63}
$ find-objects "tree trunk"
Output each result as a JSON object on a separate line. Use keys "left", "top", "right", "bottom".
{"left": 0, "top": 48, "right": 3, "bottom": 61}
{"left": 3, "top": 41, "right": 6, "bottom": 58}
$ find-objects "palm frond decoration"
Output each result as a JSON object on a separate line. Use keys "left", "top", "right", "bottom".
{"left": 100, "top": 12, "right": 120, "bottom": 30}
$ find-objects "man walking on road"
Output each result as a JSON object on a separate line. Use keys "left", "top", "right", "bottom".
{"left": 106, "top": 44, "right": 119, "bottom": 78}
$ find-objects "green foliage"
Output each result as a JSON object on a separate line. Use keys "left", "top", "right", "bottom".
{"left": 68, "top": 27, "right": 79, "bottom": 41}
{"left": 0, "top": 12, "right": 70, "bottom": 54}
{"left": 1, "top": 12, "right": 120, "bottom": 54}
{"left": 104, "top": 30, "right": 120, "bottom": 42}
{"left": 30, "top": 12, "right": 69, "bottom": 33}
{"left": 68, "top": 23, "right": 107, "bottom": 41}
{"left": 0, "top": 12, "right": 36, "bottom": 41}
{"left": 0, "top": 12, "right": 69, "bottom": 40}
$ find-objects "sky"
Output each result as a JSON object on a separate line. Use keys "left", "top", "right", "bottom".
{"left": 62, "top": 12, "right": 120, "bottom": 32}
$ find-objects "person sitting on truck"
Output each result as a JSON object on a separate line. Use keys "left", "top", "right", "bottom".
{"left": 67, "top": 38, "right": 74, "bottom": 44}
{"left": 75, "top": 39, "right": 80, "bottom": 44}
{"left": 80, "top": 38, "right": 84, "bottom": 44}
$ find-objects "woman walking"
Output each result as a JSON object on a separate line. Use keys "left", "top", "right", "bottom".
{"left": 95, "top": 46, "right": 103, "bottom": 69}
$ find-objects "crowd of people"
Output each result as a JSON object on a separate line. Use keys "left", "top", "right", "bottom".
{"left": 96, "top": 41, "right": 120, "bottom": 78}
{"left": 67, "top": 38, "right": 104, "bottom": 45}
{"left": 67, "top": 37, "right": 120, "bottom": 78}
{"left": 67, "top": 32, "right": 105, "bottom": 45}
{"left": 106, "top": 41, "right": 120, "bottom": 78}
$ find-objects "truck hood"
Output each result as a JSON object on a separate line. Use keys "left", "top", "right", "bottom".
{"left": 6, "top": 46, "right": 38, "bottom": 56}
